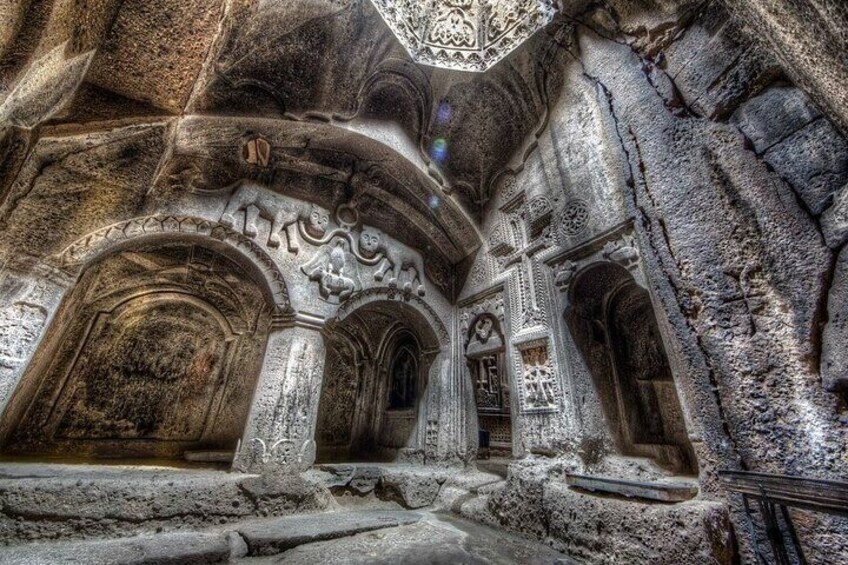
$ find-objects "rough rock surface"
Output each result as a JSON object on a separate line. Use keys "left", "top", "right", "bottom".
{"left": 1, "top": 0, "right": 847, "bottom": 562}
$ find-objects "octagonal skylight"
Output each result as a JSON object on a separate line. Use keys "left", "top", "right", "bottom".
{"left": 371, "top": 0, "right": 558, "bottom": 72}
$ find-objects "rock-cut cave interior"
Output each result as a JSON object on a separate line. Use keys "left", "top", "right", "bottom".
{"left": 0, "top": 0, "right": 846, "bottom": 563}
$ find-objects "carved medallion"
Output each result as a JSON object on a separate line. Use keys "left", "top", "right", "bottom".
{"left": 559, "top": 199, "right": 590, "bottom": 238}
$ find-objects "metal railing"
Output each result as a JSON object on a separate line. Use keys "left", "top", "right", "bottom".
{"left": 719, "top": 470, "right": 848, "bottom": 565}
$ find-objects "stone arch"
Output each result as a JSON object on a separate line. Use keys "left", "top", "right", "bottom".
{"left": 332, "top": 288, "right": 449, "bottom": 350}
{"left": 1, "top": 240, "right": 275, "bottom": 462}
{"left": 50, "top": 215, "right": 292, "bottom": 315}
{"left": 565, "top": 260, "right": 698, "bottom": 475}
{"left": 316, "top": 292, "right": 446, "bottom": 462}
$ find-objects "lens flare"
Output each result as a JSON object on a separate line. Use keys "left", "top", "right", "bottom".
{"left": 437, "top": 103, "right": 452, "bottom": 124}
{"left": 431, "top": 138, "right": 448, "bottom": 163}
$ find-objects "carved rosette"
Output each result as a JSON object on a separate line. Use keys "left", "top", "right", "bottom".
{"left": 370, "top": 0, "right": 557, "bottom": 71}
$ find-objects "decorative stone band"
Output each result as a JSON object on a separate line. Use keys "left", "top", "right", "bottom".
{"left": 51, "top": 215, "right": 292, "bottom": 314}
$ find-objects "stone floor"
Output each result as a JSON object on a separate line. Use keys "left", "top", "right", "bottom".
{"left": 0, "top": 461, "right": 577, "bottom": 564}
{"left": 236, "top": 511, "right": 576, "bottom": 565}
{"left": 1, "top": 508, "right": 575, "bottom": 564}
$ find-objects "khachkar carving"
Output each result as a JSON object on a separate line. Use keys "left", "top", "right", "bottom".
{"left": 370, "top": 0, "right": 557, "bottom": 72}
{"left": 488, "top": 196, "right": 552, "bottom": 332}
{"left": 516, "top": 340, "right": 559, "bottom": 413}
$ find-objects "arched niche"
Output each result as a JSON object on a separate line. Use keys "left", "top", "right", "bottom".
{"left": 0, "top": 240, "right": 277, "bottom": 463}
{"left": 464, "top": 313, "right": 513, "bottom": 458}
{"left": 316, "top": 298, "right": 443, "bottom": 463}
{"left": 566, "top": 261, "right": 698, "bottom": 475}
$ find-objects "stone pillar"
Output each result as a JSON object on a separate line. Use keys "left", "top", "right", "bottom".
{"left": 233, "top": 321, "right": 326, "bottom": 474}
{"left": 0, "top": 262, "right": 72, "bottom": 419}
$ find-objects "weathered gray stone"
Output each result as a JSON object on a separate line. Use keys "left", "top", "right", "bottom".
{"left": 0, "top": 1, "right": 847, "bottom": 562}
{"left": 731, "top": 86, "right": 822, "bottom": 153}
{"left": 0, "top": 532, "right": 230, "bottom": 565}
{"left": 237, "top": 510, "right": 422, "bottom": 556}
{"left": 764, "top": 117, "right": 848, "bottom": 214}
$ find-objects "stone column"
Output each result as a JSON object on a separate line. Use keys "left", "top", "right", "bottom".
{"left": 0, "top": 262, "right": 72, "bottom": 420}
{"left": 233, "top": 321, "right": 326, "bottom": 474}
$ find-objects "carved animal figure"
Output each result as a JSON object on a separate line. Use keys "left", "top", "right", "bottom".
{"left": 301, "top": 238, "right": 360, "bottom": 302}
{"left": 220, "top": 184, "right": 329, "bottom": 252}
{"left": 359, "top": 227, "right": 426, "bottom": 296}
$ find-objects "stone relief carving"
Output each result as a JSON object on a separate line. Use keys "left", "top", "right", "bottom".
{"left": 295, "top": 203, "right": 427, "bottom": 301}
{"left": 526, "top": 195, "right": 553, "bottom": 239}
{"left": 558, "top": 199, "right": 590, "bottom": 239}
{"left": 488, "top": 224, "right": 515, "bottom": 257}
{"left": 301, "top": 239, "right": 361, "bottom": 302}
{"left": 459, "top": 292, "right": 505, "bottom": 339}
{"left": 602, "top": 239, "right": 640, "bottom": 269}
{"left": 370, "top": 0, "right": 557, "bottom": 72}
{"left": 219, "top": 183, "right": 329, "bottom": 251}
{"left": 553, "top": 260, "right": 577, "bottom": 290}
{"left": 244, "top": 437, "right": 316, "bottom": 467}
{"left": 548, "top": 229, "right": 644, "bottom": 296}
{"left": 516, "top": 340, "right": 559, "bottom": 413}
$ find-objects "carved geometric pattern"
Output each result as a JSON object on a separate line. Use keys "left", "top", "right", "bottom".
{"left": 371, "top": 0, "right": 557, "bottom": 71}
{"left": 558, "top": 199, "right": 590, "bottom": 238}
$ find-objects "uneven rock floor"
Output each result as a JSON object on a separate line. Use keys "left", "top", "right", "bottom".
{"left": 0, "top": 462, "right": 577, "bottom": 564}
{"left": 1, "top": 509, "right": 575, "bottom": 564}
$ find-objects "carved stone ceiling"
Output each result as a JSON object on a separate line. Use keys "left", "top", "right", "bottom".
{"left": 370, "top": 0, "right": 558, "bottom": 72}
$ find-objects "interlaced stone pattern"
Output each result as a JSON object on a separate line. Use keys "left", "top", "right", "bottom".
{"left": 370, "top": 0, "right": 557, "bottom": 71}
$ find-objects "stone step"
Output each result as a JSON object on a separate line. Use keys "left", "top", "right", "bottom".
{"left": 238, "top": 510, "right": 422, "bottom": 556}
{"left": 565, "top": 472, "right": 699, "bottom": 502}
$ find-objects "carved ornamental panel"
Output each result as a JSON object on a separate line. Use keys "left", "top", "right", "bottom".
{"left": 370, "top": 0, "right": 557, "bottom": 71}
{"left": 515, "top": 340, "right": 559, "bottom": 413}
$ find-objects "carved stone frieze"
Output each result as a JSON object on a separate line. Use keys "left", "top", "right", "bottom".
{"left": 548, "top": 226, "right": 644, "bottom": 296}
{"left": 54, "top": 215, "right": 291, "bottom": 314}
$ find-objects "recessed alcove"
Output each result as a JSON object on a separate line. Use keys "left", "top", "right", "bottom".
{"left": 0, "top": 242, "right": 272, "bottom": 464}
{"left": 315, "top": 300, "right": 439, "bottom": 464}
{"left": 566, "top": 262, "right": 698, "bottom": 476}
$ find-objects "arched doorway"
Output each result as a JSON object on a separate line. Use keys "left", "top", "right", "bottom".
{"left": 315, "top": 300, "right": 441, "bottom": 463}
{"left": 0, "top": 241, "right": 273, "bottom": 463}
{"left": 566, "top": 262, "right": 697, "bottom": 475}
{"left": 465, "top": 314, "right": 513, "bottom": 458}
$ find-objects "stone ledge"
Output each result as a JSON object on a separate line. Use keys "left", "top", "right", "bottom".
{"left": 565, "top": 473, "right": 699, "bottom": 502}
